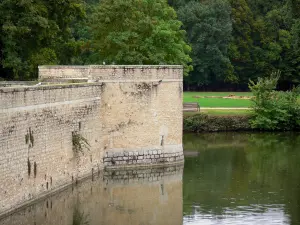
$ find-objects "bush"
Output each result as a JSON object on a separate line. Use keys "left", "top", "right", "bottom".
{"left": 183, "top": 114, "right": 251, "bottom": 132}
{"left": 249, "top": 71, "right": 300, "bottom": 131}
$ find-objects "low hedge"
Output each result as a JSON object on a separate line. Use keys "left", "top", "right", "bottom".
{"left": 183, "top": 114, "right": 252, "bottom": 132}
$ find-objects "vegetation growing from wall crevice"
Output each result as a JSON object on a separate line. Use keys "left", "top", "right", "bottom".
{"left": 72, "top": 131, "right": 90, "bottom": 155}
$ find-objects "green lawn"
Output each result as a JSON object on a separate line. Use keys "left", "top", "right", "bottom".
{"left": 184, "top": 92, "right": 252, "bottom": 108}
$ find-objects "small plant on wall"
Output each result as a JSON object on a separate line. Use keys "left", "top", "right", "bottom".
{"left": 25, "top": 127, "right": 34, "bottom": 148}
{"left": 72, "top": 131, "right": 90, "bottom": 155}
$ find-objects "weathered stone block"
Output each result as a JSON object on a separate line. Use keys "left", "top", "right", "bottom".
{"left": 144, "top": 159, "right": 151, "bottom": 164}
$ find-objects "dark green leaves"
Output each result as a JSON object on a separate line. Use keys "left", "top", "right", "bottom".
{"left": 178, "top": 0, "right": 234, "bottom": 87}
{"left": 249, "top": 71, "right": 300, "bottom": 130}
{"left": 0, "top": 0, "right": 84, "bottom": 80}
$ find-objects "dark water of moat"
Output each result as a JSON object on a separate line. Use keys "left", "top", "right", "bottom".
{"left": 1, "top": 132, "right": 300, "bottom": 225}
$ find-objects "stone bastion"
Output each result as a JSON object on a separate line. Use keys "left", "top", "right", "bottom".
{"left": 0, "top": 65, "right": 184, "bottom": 217}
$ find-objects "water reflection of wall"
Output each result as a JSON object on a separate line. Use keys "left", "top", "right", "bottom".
{"left": 0, "top": 165, "right": 183, "bottom": 225}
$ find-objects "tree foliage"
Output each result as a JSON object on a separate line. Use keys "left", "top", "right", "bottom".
{"left": 173, "top": 0, "right": 300, "bottom": 90}
{"left": 249, "top": 71, "right": 300, "bottom": 130}
{"left": 0, "top": 0, "right": 84, "bottom": 80}
{"left": 1, "top": 0, "right": 300, "bottom": 89}
{"left": 178, "top": 0, "right": 234, "bottom": 88}
{"left": 89, "top": 0, "right": 192, "bottom": 74}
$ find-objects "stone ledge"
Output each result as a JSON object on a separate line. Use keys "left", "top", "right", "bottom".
{"left": 0, "top": 83, "right": 102, "bottom": 93}
{"left": 104, "top": 148, "right": 184, "bottom": 169}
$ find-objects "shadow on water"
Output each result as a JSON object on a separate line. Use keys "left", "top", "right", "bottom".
{"left": 0, "top": 166, "right": 183, "bottom": 225}
{"left": 183, "top": 132, "right": 300, "bottom": 225}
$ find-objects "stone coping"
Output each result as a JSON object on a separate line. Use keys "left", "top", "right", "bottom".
{"left": 0, "top": 81, "right": 39, "bottom": 86}
{"left": 39, "top": 65, "right": 183, "bottom": 81}
{"left": 0, "top": 83, "right": 102, "bottom": 93}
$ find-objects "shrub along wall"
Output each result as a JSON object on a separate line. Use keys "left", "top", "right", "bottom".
{"left": 183, "top": 114, "right": 252, "bottom": 132}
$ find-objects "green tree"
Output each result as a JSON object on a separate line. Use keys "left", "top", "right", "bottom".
{"left": 169, "top": 0, "right": 300, "bottom": 90}
{"left": 0, "top": 0, "right": 84, "bottom": 80}
{"left": 90, "top": 0, "right": 192, "bottom": 74}
{"left": 68, "top": 0, "right": 99, "bottom": 65}
{"left": 168, "top": 0, "right": 188, "bottom": 9}
{"left": 177, "top": 0, "right": 235, "bottom": 89}
{"left": 228, "top": 0, "right": 255, "bottom": 86}
{"left": 288, "top": 20, "right": 300, "bottom": 84}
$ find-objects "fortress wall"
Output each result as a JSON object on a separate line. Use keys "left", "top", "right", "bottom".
{"left": 0, "top": 65, "right": 184, "bottom": 217}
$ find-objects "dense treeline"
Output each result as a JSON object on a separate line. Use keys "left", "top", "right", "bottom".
{"left": 0, "top": 0, "right": 191, "bottom": 80}
{"left": 1, "top": 0, "right": 300, "bottom": 91}
{"left": 170, "top": 0, "right": 300, "bottom": 90}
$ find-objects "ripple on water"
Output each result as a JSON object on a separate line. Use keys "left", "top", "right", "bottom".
{"left": 183, "top": 204, "right": 290, "bottom": 225}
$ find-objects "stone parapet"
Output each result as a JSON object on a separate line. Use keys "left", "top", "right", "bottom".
{"left": 0, "top": 83, "right": 102, "bottom": 109}
{"left": 39, "top": 65, "right": 183, "bottom": 81}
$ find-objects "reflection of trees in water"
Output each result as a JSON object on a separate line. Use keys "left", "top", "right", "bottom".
{"left": 183, "top": 132, "right": 300, "bottom": 224}
{"left": 247, "top": 133, "right": 300, "bottom": 225}
{"left": 73, "top": 205, "right": 90, "bottom": 225}
{"left": 183, "top": 132, "right": 250, "bottom": 151}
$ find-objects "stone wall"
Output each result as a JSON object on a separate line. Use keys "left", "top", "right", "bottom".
{"left": 39, "top": 65, "right": 184, "bottom": 169}
{"left": 100, "top": 81, "right": 183, "bottom": 169}
{"left": 0, "top": 65, "right": 184, "bottom": 217}
{"left": 0, "top": 84, "right": 104, "bottom": 217}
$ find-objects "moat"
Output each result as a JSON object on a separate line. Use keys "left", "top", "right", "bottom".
{"left": 1, "top": 132, "right": 300, "bottom": 225}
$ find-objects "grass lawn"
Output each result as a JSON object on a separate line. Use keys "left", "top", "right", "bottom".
{"left": 184, "top": 109, "right": 252, "bottom": 117}
{"left": 184, "top": 92, "right": 252, "bottom": 108}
